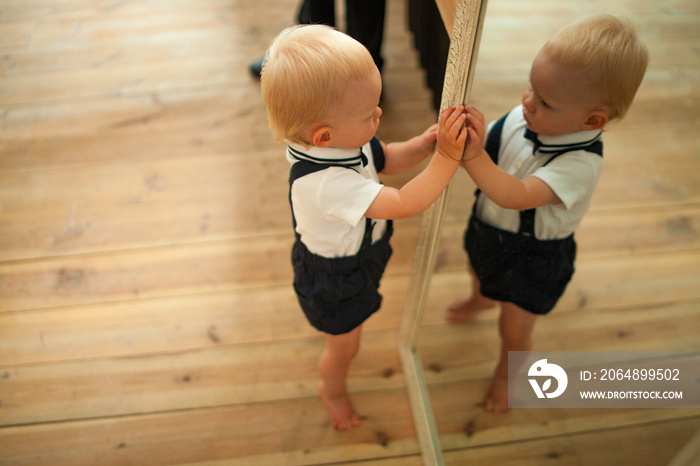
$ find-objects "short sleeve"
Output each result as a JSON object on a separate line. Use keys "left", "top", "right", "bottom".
{"left": 316, "top": 167, "right": 384, "bottom": 227}
{"left": 532, "top": 152, "right": 603, "bottom": 209}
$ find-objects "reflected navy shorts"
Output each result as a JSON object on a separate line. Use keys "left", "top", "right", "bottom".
{"left": 464, "top": 215, "right": 576, "bottom": 315}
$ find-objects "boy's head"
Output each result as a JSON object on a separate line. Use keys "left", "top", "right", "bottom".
{"left": 522, "top": 14, "right": 649, "bottom": 136}
{"left": 261, "top": 25, "right": 382, "bottom": 148}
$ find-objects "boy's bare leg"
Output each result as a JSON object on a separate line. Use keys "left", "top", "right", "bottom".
{"left": 318, "top": 325, "right": 362, "bottom": 430}
{"left": 446, "top": 261, "right": 497, "bottom": 323}
{"left": 484, "top": 302, "right": 537, "bottom": 412}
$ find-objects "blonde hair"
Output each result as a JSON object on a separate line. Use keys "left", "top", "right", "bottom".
{"left": 261, "top": 25, "right": 376, "bottom": 146}
{"left": 542, "top": 14, "right": 649, "bottom": 121}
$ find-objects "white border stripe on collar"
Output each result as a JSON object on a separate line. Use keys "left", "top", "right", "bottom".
{"left": 287, "top": 146, "right": 364, "bottom": 166}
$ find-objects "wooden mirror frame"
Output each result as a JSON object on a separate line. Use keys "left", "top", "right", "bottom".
{"left": 398, "top": 1, "right": 489, "bottom": 464}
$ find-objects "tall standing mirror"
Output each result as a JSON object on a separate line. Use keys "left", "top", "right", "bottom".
{"left": 398, "top": 1, "right": 488, "bottom": 464}
{"left": 401, "top": 1, "right": 700, "bottom": 465}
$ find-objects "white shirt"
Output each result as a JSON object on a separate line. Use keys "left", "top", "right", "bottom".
{"left": 287, "top": 141, "right": 388, "bottom": 258}
{"left": 476, "top": 105, "right": 604, "bottom": 239}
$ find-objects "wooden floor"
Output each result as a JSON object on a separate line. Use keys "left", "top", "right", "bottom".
{"left": 1, "top": 0, "right": 699, "bottom": 464}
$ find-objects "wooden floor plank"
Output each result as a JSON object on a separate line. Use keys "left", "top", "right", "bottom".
{"left": 426, "top": 250, "right": 700, "bottom": 319}
{"left": 2, "top": 230, "right": 699, "bottom": 312}
{"left": 1, "top": 146, "right": 699, "bottom": 259}
{"left": 0, "top": 73, "right": 432, "bottom": 176}
{"left": 1, "top": 299, "right": 696, "bottom": 426}
{"left": 441, "top": 416, "right": 700, "bottom": 466}
{"left": 418, "top": 300, "right": 700, "bottom": 381}
{"left": 0, "top": 54, "right": 261, "bottom": 105}
{"left": 430, "top": 378, "right": 700, "bottom": 453}
{"left": 0, "top": 329, "right": 404, "bottom": 427}
{"left": 2, "top": 185, "right": 699, "bottom": 264}
{"left": 0, "top": 283, "right": 398, "bottom": 365}
{"left": 334, "top": 416, "right": 700, "bottom": 466}
{"left": 0, "top": 390, "right": 695, "bottom": 466}
{"left": 0, "top": 389, "right": 420, "bottom": 466}
{"left": 2, "top": 124, "right": 698, "bottom": 264}
{"left": 3, "top": 68, "right": 695, "bottom": 152}
{"left": 2, "top": 127, "right": 699, "bottom": 222}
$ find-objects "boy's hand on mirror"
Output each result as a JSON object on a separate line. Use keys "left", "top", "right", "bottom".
{"left": 437, "top": 106, "right": 468, "bottom": 161}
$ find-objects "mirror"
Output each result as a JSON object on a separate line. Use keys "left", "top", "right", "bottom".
{"left": 398, "top": 1, "right": 489, "bottom": 464}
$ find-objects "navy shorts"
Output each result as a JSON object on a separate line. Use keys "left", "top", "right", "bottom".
{"left": 464, "top": 215, "right": 576, "bottom": 315}
{"left": 292, "top": 223, "right": 393, "bottom": 335}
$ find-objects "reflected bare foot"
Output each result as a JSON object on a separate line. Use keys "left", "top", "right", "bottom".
{"left": 445, "top": 296, "right": 496, "bottom": 323}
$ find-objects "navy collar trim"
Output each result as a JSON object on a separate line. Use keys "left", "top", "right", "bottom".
{"left": 287, "top": 146, "right": 367, "bottom": 167}
{"left": 524, "top": 128, "right": 603, "bottom": 155}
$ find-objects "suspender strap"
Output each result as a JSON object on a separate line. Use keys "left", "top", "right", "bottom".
{"left": 290, "top": 159, "right": 350, "bottom": 181}
{"left": 473, "top": 113, "right": 508, "bottom": 200}
{"left": 485, "top": 113, "right": 507, "bottom": 163}
{"left": 369, "top": 136, "right": 385, "bottom": 173}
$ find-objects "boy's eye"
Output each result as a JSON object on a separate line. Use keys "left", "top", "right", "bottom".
{"left": 541, "top": 99, "right": 551, "bottom": 108}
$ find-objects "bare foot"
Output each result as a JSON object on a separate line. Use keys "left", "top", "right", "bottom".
{"left": 318, "top": 381, "right": 360, "bottom": 430}
{"left": 445, "top": 296, "right": 496, "bottom": 323}
{"left": 484, "top": 373, "right": 510, "bottom": 413}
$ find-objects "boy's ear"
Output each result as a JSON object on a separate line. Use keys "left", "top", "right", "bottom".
{"left": 312, "top": 126, "right": 332, "bottom": 147}
{"left": 582, "top": 110, "right": 609, "bottom": 131}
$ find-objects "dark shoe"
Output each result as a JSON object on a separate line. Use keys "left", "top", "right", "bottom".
{"left": 249, "top": 56, "right": 264, "bottom": 79}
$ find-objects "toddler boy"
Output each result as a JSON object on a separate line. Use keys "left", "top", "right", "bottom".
{"left": 261, "top": 25, "right": 475, "bottom": 429}
{"left": 448, "top": 14, "right": 649, "bottom": 412}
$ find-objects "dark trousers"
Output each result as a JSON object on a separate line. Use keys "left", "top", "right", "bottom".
{"left": 298, "top": 0, "right": 386, "bottom": 71}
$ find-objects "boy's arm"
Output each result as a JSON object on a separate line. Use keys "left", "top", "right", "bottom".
{"left": 379, "top": 124, "right": 438, "bottom": 175}
{"left": 364, "top": 106, "right": 467, "bottom": 220}
{"left": 462, "top": 106, "right": 561, "bottom": 210}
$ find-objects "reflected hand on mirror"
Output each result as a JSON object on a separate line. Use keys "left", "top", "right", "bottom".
{"left": 462, "top": 105, "right": 487, "bottom": 162}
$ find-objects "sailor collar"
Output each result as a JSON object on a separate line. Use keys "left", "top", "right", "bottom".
{"left": 524, "top": 127, "right": 603, "bottom": 156}
{"left": 287, "top": 144, "right": 368, "bottom": 167}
